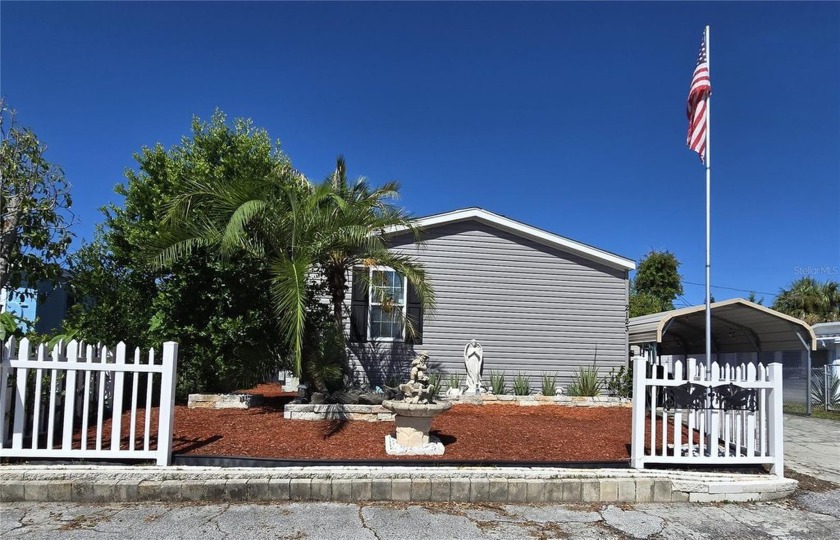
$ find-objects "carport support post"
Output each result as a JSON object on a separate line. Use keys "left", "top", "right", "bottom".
{"left": 796, "top": 332, "right": 812, "bottom": 416}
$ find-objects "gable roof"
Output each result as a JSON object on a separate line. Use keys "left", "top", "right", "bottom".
{"left": 384, "top": 207, "right": 636, "bottom": 271}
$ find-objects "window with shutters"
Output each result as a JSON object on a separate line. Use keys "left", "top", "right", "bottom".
{"left": 350, "top": 266, "right": 423, "bottom": 344}
{"left": 368, "top": 267, "right": 406, "bottom": 341}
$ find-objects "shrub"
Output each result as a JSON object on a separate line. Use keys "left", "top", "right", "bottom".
{"left": 567, "top": 362, "right": 602, "bottom": 397}
{"left": 605, "top": 365, "right": 633, "bottom": 398}
{"left": 489, "top": 371, "right": 507, "bottom": 395}
{"left": 512, "top": 372, "right": 531, "bottom": 396}
{"left": 541, "top": 372, "right": 558, "bottom": 396}
{"left": 448, "top": 373, "right": 460, "bottom": 391}
{"left": 0, "top": 312, "right": 21, "bottom": 341}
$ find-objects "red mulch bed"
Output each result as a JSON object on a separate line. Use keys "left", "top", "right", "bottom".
{"left": 169, "top": 383, "right": 635, "bottom": 462}
{"left": 51, "top": 384, "right": 686, "bottom": 463}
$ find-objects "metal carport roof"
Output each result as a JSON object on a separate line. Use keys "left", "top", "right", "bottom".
{"left": 628, "top": 298, "right": 816, "bottom": 354}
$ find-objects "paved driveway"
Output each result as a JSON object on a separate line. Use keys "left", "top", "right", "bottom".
{"left": 2, "top": 497, "right": 839, "bottom": 539}
{"left": 784, "top": 414, "right": 840, "bottom": 484}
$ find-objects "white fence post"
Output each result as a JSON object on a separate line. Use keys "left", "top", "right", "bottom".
{"left": 0, "top": 337, "right": 16, "bottom": 447}
{"left": 156, "top": 341, "right": 179, "bottom": 466}
{"left": 11, "top": 338, "right": 30, "bottom": 450}
{"left": 62, "top": 340, "right": 80, "bottom": 450}
{"left": 111, "top": 343, "right": 126, "bottom": 451}
{"left": 630, "top": 353, "right": 647, "bottom": 469}
{"left": 767, "top": 362, "right": 784, "bottom": 476}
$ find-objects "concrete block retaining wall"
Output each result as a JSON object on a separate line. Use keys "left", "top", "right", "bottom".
{"left": 0, "top": 466, "right": 797, "bottom": 504}
{"left": 188, "top": 394, "right": 262, "bottom": 409}
{"left": 283, "top": 404, "right": 394, "bottom": 422}
{"left": 283, "top": 396, "right": 630, "bottom": 421}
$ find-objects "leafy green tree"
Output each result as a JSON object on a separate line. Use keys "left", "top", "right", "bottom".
{"left": 66, "top": 112, "right": 289, "bottom": 397}
{"left": 747, "top": 291, "right": 764, "bottom": 305}
{"left": 0, "top": 102, "right": 73, "bottom": 292}
{"left": 772, "top": 277, "right": 840, "bottom": 324}
{"left": 629, "top": 250, "right": 683, "bottom": 317}
{"left": 63, "top": 236, "right": 150, "bottom": 347}
{"left": 628, "top": 289, "right": 665, "bottom": 318}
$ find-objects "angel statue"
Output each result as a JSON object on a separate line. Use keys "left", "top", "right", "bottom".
{"left": 463, "top": 339, "right": 484, "bottom": 394}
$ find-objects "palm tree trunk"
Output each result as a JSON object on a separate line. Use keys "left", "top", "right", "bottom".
{"left": 328, "top": 270, "right": 346, "bottom": 327}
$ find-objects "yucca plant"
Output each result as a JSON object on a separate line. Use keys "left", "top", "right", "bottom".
{"left": 448, "top": 373, "right": 460, "bottom": 392}
{"left": 567, "top": 362, "right": 603, "bottom": 397}
{"left": 811, "top": 370, "right": 840, "bottom": 410}
{"left": 489, "top": 370, "right": 507, "bottom": 395}
{"left": 427, "top": 372, "right": 441, "bottom": 397}
{"left": 512, "top": 372, "right": 531, "bottom": 396}
{"left": 541, "top": 372, "right": 558, "bottom": 396}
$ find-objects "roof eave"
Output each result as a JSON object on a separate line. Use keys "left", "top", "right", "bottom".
{"left": 384, "top": 208, "right": 636, "bottom": 271}
{"left": 650, "top": 298, "right": 817, "bottom": 351}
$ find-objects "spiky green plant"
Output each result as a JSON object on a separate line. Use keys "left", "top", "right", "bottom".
{"left": 489, "top": 370, "right": 506, "bottom": 395}
{"left": 567, "top": 362, "right": 603, "bottom": 397}
{"left": 811, "top": 370, "right": 840, "bottom": 410}
{"left": 427, "top": 372, "right": 441, "bottom": 397}
{"left": 540, "top": 372, "right": 558, "bottom": 396}
{"left": 448, "top": 373, "right": 460, "bottom": 392}
{"left": 512, "top": 372, "right": 531, "bottom": 396}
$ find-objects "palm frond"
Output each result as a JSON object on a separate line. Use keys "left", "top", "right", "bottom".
{"left": 270, "top": 256, "right": 314, "bottom": 377}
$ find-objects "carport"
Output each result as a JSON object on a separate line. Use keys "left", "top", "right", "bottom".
{"left": 628, "top": 298, "right": 817, "bottom": 412}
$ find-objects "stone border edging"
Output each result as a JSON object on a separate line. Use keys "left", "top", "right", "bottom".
{"left": 283, "top": 396, "right": 631, "bottom": 421}
{"left": 283, "top": 404, "right": 393, "bottom": 422}
{"left": 451, "top": 395, "right": 631, "bottom": 407}
{"left": 0, "top": 465, "right": 796, "bottom": 504}
{"left": 188, "top": 394, "right": 262, "bottom": 409}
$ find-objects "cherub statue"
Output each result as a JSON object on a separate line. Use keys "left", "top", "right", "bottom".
{"left": 399, "top": 351, "right": 434, "bottom": 403}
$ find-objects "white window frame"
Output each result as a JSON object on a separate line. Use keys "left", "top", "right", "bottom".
{"left": 366, "top": 266, "right": 407, "bottom": 342}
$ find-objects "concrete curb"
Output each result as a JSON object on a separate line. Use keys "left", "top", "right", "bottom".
{"left": 0, "top": 465, "right": 796, "bottom": 504}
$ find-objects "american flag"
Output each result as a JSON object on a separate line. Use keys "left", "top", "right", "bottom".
{"left": 686, "top": 29, "right": 711, "bottom": 163}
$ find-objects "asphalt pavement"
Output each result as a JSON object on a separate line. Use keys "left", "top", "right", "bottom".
{"left": 2, "top": 492, "right": 839, "bottom": 539}
{"left": 1, "top": 412, "right": 836, "bottom": 538}
{"left": 784, "top": 413, "right": 840, "bottom": 484}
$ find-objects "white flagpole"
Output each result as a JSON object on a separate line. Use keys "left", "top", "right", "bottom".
{"left": 704, "top": 24, "right": 712, "bottom": 378}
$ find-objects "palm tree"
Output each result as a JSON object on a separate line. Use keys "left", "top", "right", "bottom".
{"left": 155, "top": 156, "right": 434, "bottom": 381}
{"left": 772, "top": 277, "right": 840, "bottom": 324}
{"left": 320, "top": 156, "right": 434, "bottom": 331}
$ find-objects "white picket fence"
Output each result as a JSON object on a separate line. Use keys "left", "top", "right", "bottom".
{"left": 630, "top": 352, "right": 784, "bottom": 476}
{"left": 0, "top": 338, "right": 178, "bottom": 465}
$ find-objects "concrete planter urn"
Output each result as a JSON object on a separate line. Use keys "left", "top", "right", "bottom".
{"left": 380, "top": 351, "right": 452, "bottom": 455}
{"left": 381, "top": 400, "right": 452, "bottom": 449}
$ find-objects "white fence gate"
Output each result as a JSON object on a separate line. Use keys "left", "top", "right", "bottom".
{"left": 0, "top": 338, "right": 178, "bottom": 465}
{"left": 630, "top": 353, "right": 784, "bottom": 476}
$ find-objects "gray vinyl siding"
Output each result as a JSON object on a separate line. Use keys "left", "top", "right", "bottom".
{"left": 346, "top": 220, "right": 630, "bottom": 392}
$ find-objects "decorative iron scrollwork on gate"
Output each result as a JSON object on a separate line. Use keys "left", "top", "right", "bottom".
{"left": 662, "top": 382, "right": 707, "bottom": 411}
{"left": 709, "top": 383, "right": 758, "bottom": 412}
{"left": 663, "top": 382, "right": 758, "bottom": 412}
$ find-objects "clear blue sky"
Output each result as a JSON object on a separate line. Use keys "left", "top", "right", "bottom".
{"left": 2, "top": 1, "right": 838, "bottom": 306}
